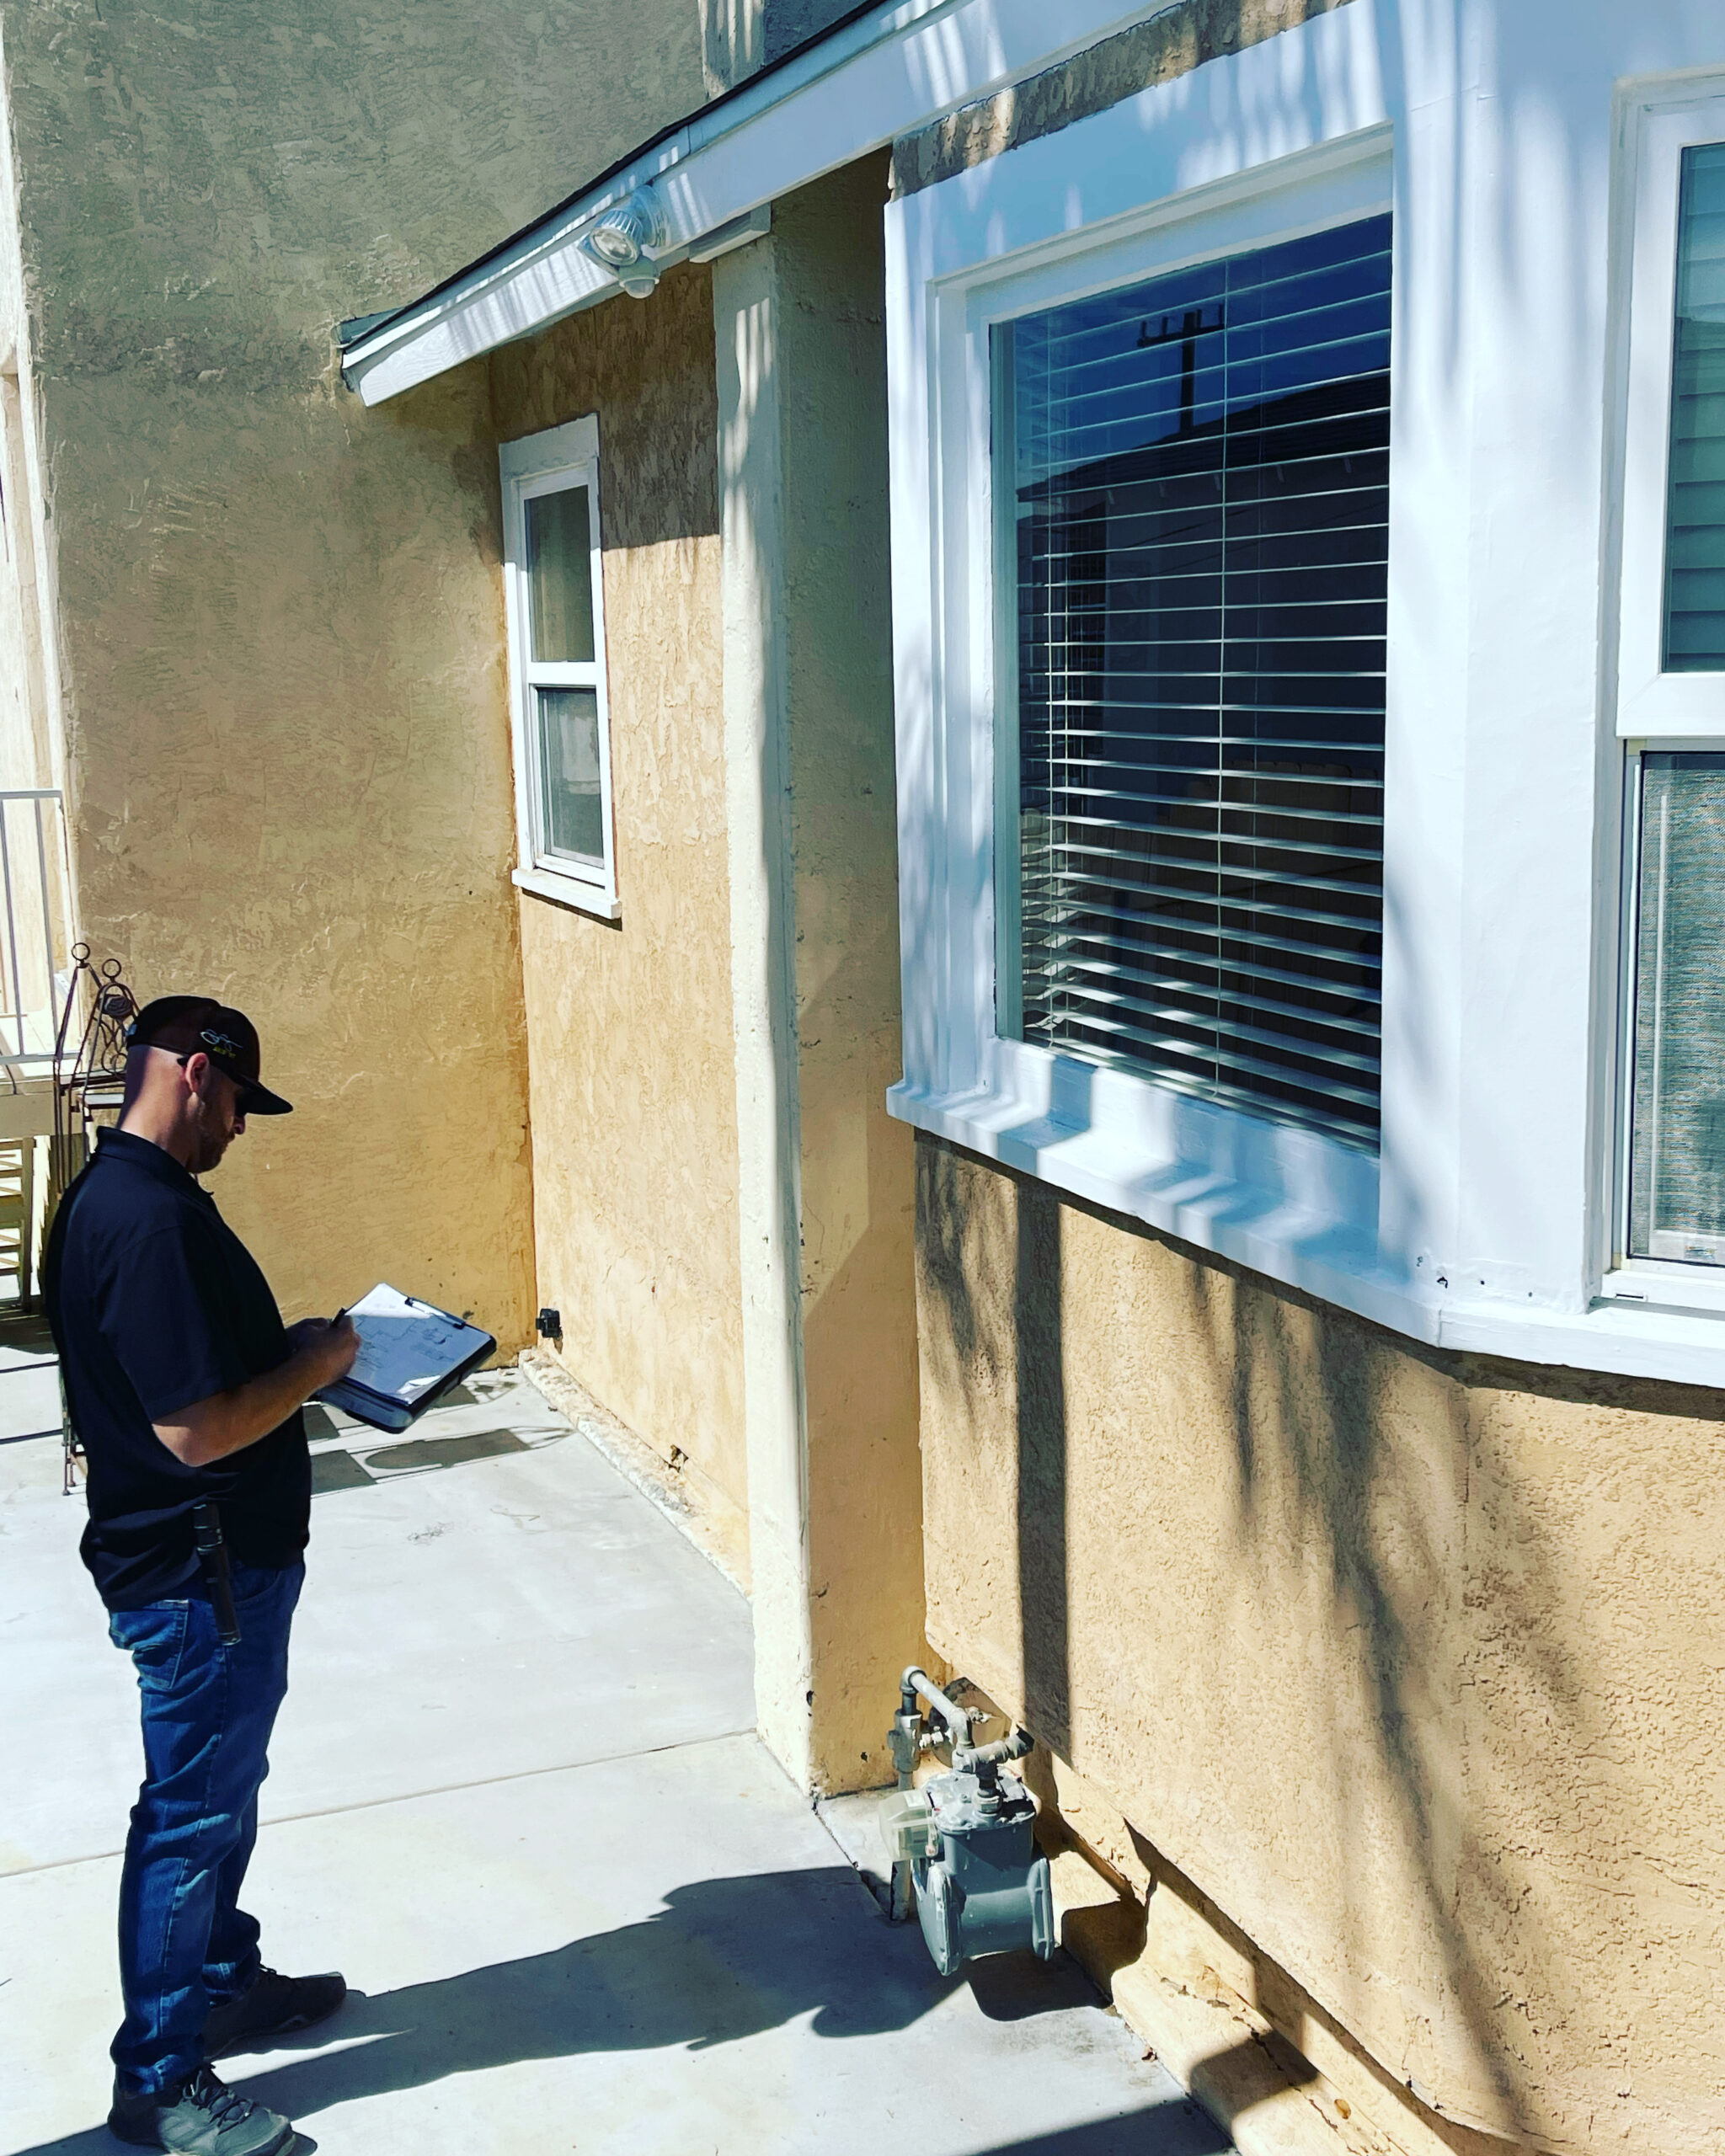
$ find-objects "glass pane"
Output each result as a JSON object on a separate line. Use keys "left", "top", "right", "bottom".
{"left": 526, "top": 486, "right": 595, "bottom": 664}
{"left": 999, "top": 214, "right": 1391, "bottom": 1148}
{"left": 1664, "top": 142, "right": 1725, "bottom": 672}
{"left": 1628, "top": 753, "right": 1725, "bottom": 1265}
{"left": 536, "top": 686, "right": 605, "bottom": 864}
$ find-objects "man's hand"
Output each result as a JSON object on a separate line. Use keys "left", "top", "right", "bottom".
{"left": 283, "top": 1314, "right": 360, "bottom": 1385}
{"left": 153, "top": 1314, "right": 361, "bottom": 1467}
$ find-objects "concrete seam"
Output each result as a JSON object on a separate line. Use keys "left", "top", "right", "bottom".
{"left": 1, "top": 1727, "right": 763, "bottom": 1881}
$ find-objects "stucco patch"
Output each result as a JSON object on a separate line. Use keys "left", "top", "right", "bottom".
{"left": 889, "top": 0, "right": 1361, "bottom": 196}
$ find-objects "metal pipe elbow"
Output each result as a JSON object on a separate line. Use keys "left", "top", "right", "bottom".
{"left": 900, "top": 1666, "right": 973, "bottom": 1743}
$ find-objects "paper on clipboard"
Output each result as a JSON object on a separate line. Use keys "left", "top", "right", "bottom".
{"left": 338, "top": 1283, "right": 487, "bottom": 1406}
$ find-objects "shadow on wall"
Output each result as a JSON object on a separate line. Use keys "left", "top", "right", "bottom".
{"left": 914, "top": 1132, "right": 1621, "bottom": 2146}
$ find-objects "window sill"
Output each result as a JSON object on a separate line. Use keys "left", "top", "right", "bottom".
{"left": 512, "top": 867, "right": 620, "bottom": 921}
{"left": 888, "top": 1059, "right": 1725, "bottom": 1390}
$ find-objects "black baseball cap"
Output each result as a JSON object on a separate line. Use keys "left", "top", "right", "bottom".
{"left": 126, "top": 995, "right": 293, "bottom": 1116}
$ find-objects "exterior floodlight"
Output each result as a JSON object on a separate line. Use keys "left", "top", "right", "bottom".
{"left": 579, "top": 187, "right": 668, "bottom": 299}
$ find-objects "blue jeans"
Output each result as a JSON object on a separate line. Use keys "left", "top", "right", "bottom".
{"left": 108, "top": 1558, "right": 303, "bottom": 2096}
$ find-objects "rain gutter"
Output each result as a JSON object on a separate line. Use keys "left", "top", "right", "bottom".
{"left": 339, "top": 0, "right": 1183, "bottom": 404}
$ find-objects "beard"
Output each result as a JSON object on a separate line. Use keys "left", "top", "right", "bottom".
{"left": 191, "top": 1090, "right": 235, "bottom": 1173}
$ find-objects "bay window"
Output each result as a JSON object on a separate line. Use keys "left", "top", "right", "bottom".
{"left": 886, "top": 30, "right": 1725, "bottom": 1381}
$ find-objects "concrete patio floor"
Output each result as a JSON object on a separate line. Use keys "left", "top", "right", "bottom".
{"left": 0, "top": 1333, "right": 1231, "bottom": 2156}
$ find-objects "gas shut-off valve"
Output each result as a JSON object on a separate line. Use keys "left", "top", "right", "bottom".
{"left": 880, "top": 1667, "right": 1055, "bottom": 1977}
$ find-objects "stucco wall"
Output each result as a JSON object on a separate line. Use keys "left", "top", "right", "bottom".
{"left": 700, "top": 0, "right": 887, "bottom": 95}
{"left": 774, "top": 164, "right": 924, "bottom": 1786}
{"left": 0, "top": 0, "right": 712, "bottom": 1334}
{"left": 713, "top": 163, "right": 923, "bottom": 1786}
{"left": 487, "top": 264, "right": 749, "bottom": 1572}
{"left": 916, "top": 1135, "right": 1725, "bottom": 2156}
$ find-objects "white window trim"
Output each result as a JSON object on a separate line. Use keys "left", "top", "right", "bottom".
{"left": 1612, "top": 80, "right": 1725, "bottom": 742}
{"left": 884, "top": 18, "right": 1725, "bottom": 1386}
{"left": 1603, "top": 742, "right": 1725, "bottom": 1316}
{"left": 1596, "top": 74, "right": 1725, "bottom": 1316}
{"left": 886, "top": 58, "right": 1419, "bottom": 1306}
{"left": 499, "top": 417, "right": 621, "bottom": 921}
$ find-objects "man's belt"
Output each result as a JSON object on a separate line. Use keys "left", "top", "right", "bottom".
{"left": 191, "top": 1501, "right": 241, "bottom": 1646}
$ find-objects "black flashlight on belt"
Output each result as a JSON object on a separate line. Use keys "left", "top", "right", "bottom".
{"left": 191, "top": 1501, "right": 241, "bottom": 1646}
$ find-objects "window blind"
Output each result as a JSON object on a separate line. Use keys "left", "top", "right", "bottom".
{"left": 1664, "top": 141, "right": 1725, "bottom": 673}
{"left": 1001, "top": 215, "right": 1391, "bottom": 1145}
{"left": 1628, "top": 753, "right": 1725, "bottom": 1267}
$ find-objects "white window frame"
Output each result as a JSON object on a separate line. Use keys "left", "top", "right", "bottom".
{"left": 1600, "top": 77, "right": 1725, "bottom": 1314}
{"left": 1604, "top": 743, "right": 1725, "bottom": 1317}
{"left": 885, "top": 12, "right": 1725, "bottom": 1387}
{"left": 499, "top": 416, "right": 620, "bottom": 920}
{"left": 887, "top": 72, "right": 1407, "bottom": 1326}
{"left": 1613, "top": 85, "right": 1725, "bottom": 744}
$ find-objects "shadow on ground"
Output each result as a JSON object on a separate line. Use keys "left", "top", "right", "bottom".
{"left": 308, "top": 1426, "right": 554, "bottom": 1492}
{"left": 11, "top": 1870, "right": 1231, "bottom": 2156}
{"left": 0, "top": 1303, "right": 56, "bottom": 1356}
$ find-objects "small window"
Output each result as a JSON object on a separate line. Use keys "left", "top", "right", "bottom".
{"left": 1626, "top": 752, "right": 1725, "bottom": 1267}
{"left": 993, "top": 215, "right": 1391, "bottom": 1146}
{"left": 499, "top": 419, "right": 617, "bottom": 915}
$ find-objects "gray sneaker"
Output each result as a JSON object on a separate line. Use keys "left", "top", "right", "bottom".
{"left": 107, "top": 2065, "right": 295, "bottom": 2153}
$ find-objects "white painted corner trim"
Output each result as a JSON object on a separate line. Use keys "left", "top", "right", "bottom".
{"left": 340, "top": 0, "right": 1194, "bottom": 403}
{"left": 884, "top": 12, "right": 1725, "bottom": 1388}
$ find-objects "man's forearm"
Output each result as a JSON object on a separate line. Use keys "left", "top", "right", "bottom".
{"left": 154, "top": 1343, "right": 340, "bottom": 1466}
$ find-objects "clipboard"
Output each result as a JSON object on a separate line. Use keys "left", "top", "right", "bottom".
{"left": 314, "top": 1283, "right": 496, "bottom": 1433}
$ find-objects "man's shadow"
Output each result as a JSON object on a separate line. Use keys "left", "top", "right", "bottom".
{"left": 13, "top": 1867, "right": 1121, "bottom": 2154}
{"left": 258, "top": 1866, "right": 947, "bottom": 2113}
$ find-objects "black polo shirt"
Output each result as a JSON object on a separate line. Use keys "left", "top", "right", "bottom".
{"left": 44, "top": 1127, "right": 310, "bottom": 1609}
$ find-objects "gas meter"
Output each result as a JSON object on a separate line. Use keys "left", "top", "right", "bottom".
{"left": 883, "top": 1668, "right": 1055, "bottom": 1977}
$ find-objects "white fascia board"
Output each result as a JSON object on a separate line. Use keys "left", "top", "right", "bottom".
{"left": 343, "top": 0, "right": 1188, "bottom": 404}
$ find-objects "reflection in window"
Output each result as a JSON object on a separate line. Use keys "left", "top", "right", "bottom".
{"left": 536, "top": 686, "right": 604, "bottom": 864}
{"left": 1628, "top": 753, "right": 1725, "bottom": 1266}
{"left": 1664, "top": 143, "right": 1725, "bottom": 673}
{"left": 527, "top": 486, "right": 596, "bottom": 664}
{"left": 997, "top": 215, "right": 1391, "bottom": 1145}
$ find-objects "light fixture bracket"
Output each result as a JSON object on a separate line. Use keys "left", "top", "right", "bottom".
{"left": 578, "top": 186, "right": 670, "bottom": 281}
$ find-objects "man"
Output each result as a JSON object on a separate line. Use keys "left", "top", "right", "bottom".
{"left": 44, "top": 995, "right": 360, "bottom": 2156}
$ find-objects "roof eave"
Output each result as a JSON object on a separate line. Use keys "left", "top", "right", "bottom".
{"left": 340, "top": 0, "right": 1183, "bottom": 405}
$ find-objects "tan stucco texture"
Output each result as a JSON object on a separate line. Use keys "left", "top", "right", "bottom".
{"left": 915, "top": 1136, "right": 1725, "bottom": 2156}
{"left": 0, "top": 0, "right": 713, "bottom": 1335}
{"left": 772, "top": 161, "right": 924, "bottom": 1787}
{"left": 487, "top": 265, "right": 749, "bottom": 1572}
